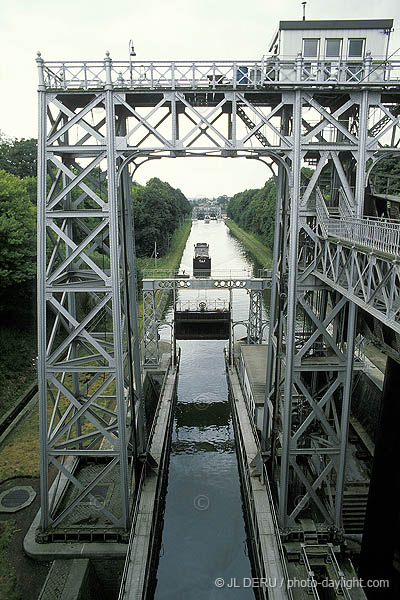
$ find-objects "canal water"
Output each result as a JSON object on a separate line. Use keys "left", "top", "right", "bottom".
{"left": 153, "top": 220, "right": 268, "bottom": 599}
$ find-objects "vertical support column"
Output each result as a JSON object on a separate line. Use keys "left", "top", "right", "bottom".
{"left": 105, "top": 53, "right": 129, "bottom": 528}
{"left": 37, "top": 53, "right": 49, "bottom": 530}
{"left": 143, "top": 286, "right": 160, "bottom": 367}
{"left": 355, "top": 90, "right": 369, "bottom": 218}
{"left": 279, "top": 90, "right": 302, "bottom": 527}
{"left": 120, "top": 166, "right": 147, "bottom": 456}
{"left": 247, "top": 290, "right": 263, "bottom": 344}
{"left": 334, "top": 300, "right": 357, "bottom": 528}
{"left": 263, "top": 164, "right": 286, "bottom": 453}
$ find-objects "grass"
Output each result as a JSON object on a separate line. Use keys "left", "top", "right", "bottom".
{"left": 136, "top": 220, "right": 192, "bottom": 329}
{"left": 137, "top": 219, "right": 192, "bottom": 273}
{"left": 225, "top": 219, "right": 273, "bottom": 268}
{"left": 0, "top": 405, "right": 40, "bottom": 482}
{"left": 0, "top": 328, "right": 36, "bottom": 420}
{"left": 0, "top": 521, "right": 18, "bottom": 600}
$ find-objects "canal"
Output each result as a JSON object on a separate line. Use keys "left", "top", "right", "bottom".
{"left": 152, "top": 220, "right": 268, "bottom": 599}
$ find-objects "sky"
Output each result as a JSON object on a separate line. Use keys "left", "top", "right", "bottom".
{"left": 1, "top": 0, "right": 399, "bottom": 197}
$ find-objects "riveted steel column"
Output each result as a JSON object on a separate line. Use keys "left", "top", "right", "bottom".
{"left": 247, "top": 290, "right": 263, "bottom": 344}
{"left": 335, "top": 300, "right": 357, "bottom": 528}
{"left": 263, "top": 165, "right": 286, "bottom": 453}
{"left": 37, "top": 52, "right": 49, "bottom": 530}
{"left": 120, "top": 164, "right": 147, "bottom": 455}
{"left": 105, "top": 53, "right": 129, "bottom": 528}
{"left": 279, "top": 90, "right": 302, "bottom": 527}
{"left": 355, "top": 90, "right": 369, "bottom": 218}
{"left": 143, "top": 287, "right": 159, "bottom": 367}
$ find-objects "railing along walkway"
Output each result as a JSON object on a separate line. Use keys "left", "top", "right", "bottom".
{"left": 316, "top": 189, "right": 400, "bottom": 257}
{"left": 37, "top": 55, "right": 400, "bottom": 91}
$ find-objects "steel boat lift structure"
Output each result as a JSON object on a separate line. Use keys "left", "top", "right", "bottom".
{"left": 34, "top": 17, "right": 400, "bottom": 587}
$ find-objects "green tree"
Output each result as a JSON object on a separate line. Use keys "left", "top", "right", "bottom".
{"left": 0, "top": 170, "right": 36, "bottom": 286}
{"left": 131, "top": 177, "right": 191, "bottom": 257}
{"left": 0, "top": 135, "right": 37, "bottom": 178}
{"left": 0, "top": 170, "right": 36, "bottom": 322}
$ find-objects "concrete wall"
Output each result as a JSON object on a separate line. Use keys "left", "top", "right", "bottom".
{"left": 352, "top": 371, "right": 382, "bottom": 441}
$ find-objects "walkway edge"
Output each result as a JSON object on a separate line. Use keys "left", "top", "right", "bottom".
{"left": 227, "top": 360, "right": 290, "bottom": 600}
{"left": 120, "top": 365, "right": 178, "bottom": 599}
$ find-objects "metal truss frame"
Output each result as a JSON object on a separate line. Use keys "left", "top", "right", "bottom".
{"left": 37, "top": 52, "right": 400, "bottom": 536}
{"left": 262, "top": 85, "right": 400, "bottom": 532}
{"left": 247, "top": 290, "right": 264, "bottom": 344}
{"left": 142, "top": 276, "right": 269, "bottom": 366}
{"left": 314, "top": 239, "right": 400, "bottom": 335}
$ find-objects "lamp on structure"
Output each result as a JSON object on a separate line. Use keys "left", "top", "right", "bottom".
{"left": 129, "top": 39, "right": 136, "bottom": 84}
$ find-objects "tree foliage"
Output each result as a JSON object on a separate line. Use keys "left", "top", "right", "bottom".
{"left": 0, "top": 170, "right": 36, "bottom": 287}
{"left": 227, "top": 169, "right": 314, "bottom": 249}
{"left": 132, "top": 177, "right": 191, "bottom": 257}
{"left": 0, "top": 135, "right": 37, "bottom": 178}
{"left": 0, "top": 170, "right": 36, "bottom": 323}
{"left": 369, "top": 155, "right": 400, "bottom": 195}
{"left": 227, "top": 178, "right": 277, "bottom": 248}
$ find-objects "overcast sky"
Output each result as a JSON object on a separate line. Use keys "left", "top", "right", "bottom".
{"left": 1, "top": 0, "right": 399, "bottom": 197}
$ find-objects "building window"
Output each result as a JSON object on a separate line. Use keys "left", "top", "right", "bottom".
{"left": 326, "top": 38, "right": 342, "bottom": 58}
{"left": 303, "top": 38, "right": 319, "bottom": 58}
{"left": 348, "top": 38, "right": 365, "bottom": 58}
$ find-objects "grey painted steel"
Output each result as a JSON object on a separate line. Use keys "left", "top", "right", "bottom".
{"left": 247, "top": 290, "right": 263, "bottom": 344}
{"left": 39, "top": 56, "right": 400, "bottom": 89}
{"left": 143, "top": 290, "right": 160, "bottom": 367}
{"left": 36, "top": 49, "right": 400, "bottom": 537}
{"left": 143, "top": 276, "right": 270, "bottom": 364}
{"left": 143, "top": 276, "right": 270, "bottom": 291}
{"left": 279, "top": 90, "right": 302, "bottom": 527}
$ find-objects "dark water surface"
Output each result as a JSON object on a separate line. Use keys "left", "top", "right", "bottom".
{"left": 153, "top": 221, "right": 265, "bottom": 599}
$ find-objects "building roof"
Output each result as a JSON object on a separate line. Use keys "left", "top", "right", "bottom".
{"left": 278, "top": 19, "right": 394, "bottom": 31}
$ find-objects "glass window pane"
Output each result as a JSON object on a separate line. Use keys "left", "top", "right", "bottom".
{"left": 326, "top": 38, "right": 342, "bottom": 57}
{"left": 349, "top": 39, "right": 364, "bottom": 57}
{"left": 303, "top": 39, "right": 319, "bottom": 58}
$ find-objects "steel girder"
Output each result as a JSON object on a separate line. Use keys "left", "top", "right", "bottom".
{"left": 247, "top": 290, "right": 263, "bottom": 344}
{"left": 37, "top": 53, "right": 400, "bottom": 536}
{"left": 143, "top": 290, "right": 160, "bottom": 367}
{"left": 314, "top": 239, "right": 400, "bottom": 335}
{"left": 142, "top": 277, "right": 269, "bottom": 364}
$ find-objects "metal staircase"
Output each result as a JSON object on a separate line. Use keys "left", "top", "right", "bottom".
{"left": 237, "top": 106, "right": 270, "bottom": 147}
{"left": 369, "top": 104, "right": 400, "bottom": 137}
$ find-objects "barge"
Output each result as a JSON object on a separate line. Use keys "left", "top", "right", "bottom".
{"left": 193, "top": 242, "right": 211, "bottom": 276}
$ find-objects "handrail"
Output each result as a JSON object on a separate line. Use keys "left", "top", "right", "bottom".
{"left": 316, "top": 189, "right": 400, "bottom": 256}
{"left": 327, "top": 216, "right": 400, "bottom": 256}
{"left": 38, "top": 57, "right": 400, "bottom": 91}
{"left": 175, "top": 299, "right": 230, "bottom": 311}
{"left": 338, "top": 188, "right": 354, "bottom": 219}
{"left": 143, "top": 268, "right": 255, "bottom": 279}
{"left": 315, "top": 189, "right": 329, "bottom": 239}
